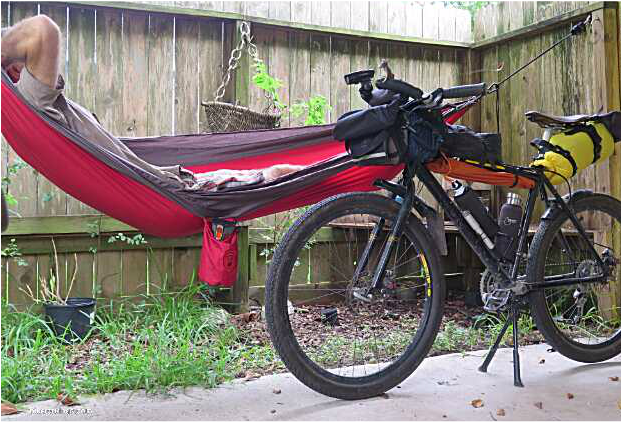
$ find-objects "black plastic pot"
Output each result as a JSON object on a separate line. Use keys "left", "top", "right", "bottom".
{"left": 44, "top": 298, "right": 96, "bottom": 342}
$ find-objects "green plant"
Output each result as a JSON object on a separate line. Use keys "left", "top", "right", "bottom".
{"left": 250, "top": 59, "right": 330, "bottom": 125}
{"left": 107, "top": 232, "right": 147, "bottom": 246}
{"left": 290, "top": 95, "right": 330, "bottom": 125}
{"left": 1, "top": 158, "right": 29, "bottom": 210}
{"left": 252, "top": 59, "right": 286, "bottom": 111}
{"left": 18, "top": 238, "right": 78, "bottom": 305}
{"left": 1, "top": 238, "right": 28, "bottom": 267}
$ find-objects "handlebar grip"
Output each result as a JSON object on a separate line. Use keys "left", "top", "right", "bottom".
{"left": 442, "top": 83, "right": 487, "bottom": 99}
{"left": 376, "top": 79, "right": 423, "bottom": 100}
{"left": 367, "top": 89, "right": 399, "bottom": 106}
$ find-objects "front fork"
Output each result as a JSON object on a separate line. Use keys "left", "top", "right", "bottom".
{"left": 351, "top": 179, "right": 416, "bottom": 297}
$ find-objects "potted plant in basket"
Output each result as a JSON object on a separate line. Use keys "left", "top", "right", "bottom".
{"left": 19, "top": 238, "right": 95, "bottom": 342}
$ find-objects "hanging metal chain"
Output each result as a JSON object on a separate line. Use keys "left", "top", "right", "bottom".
{"left": 213, "top": 21, "right": 251, "bottom": 101}
{"left": 213, "top": 21, "right": 278, "bottom": 114}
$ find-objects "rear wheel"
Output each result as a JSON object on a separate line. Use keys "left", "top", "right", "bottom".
{"left": 265, "top": 193, "right": 445, "bottom": 399}
{"left": 528, "top": 193, "right": 621, "bottom": 362}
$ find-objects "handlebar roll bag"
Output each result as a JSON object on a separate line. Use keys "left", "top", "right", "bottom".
{"left": 333, "top": 99, "right": 401, "bottom": 141}
{"left": 344, "top": 129, "right": 405, "bottom": 166}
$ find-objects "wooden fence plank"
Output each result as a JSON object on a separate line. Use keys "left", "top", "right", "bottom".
{"left": 269, "top": 28, "right": 291, "bottom": 126}
{"left": 289, "top": 31, "right": 311, "bottom": 127}
{"left": 330, "top": 36, "right": 351, "bottom": 122}
{"left": 422, "top": 5, "right": 439, "bottom": 40}
{"left": 310, "top": 33, "right": 331, "bottom": 122}
{"left": 311, "top": 1, "right": 331, "bottom": 27}
{"left": 349, "top": 39, "right": 369, "bottom": 111}
{"left": 330, "top": 1, "right": 350, "bottom": 29}
{"left": 291, "top": 1, "right": 312, "bottom": 25}
{"left": 405, "top": 1, "right": 423, "bottom": 38}
{"left": 174, "top": 17, "right": 200, "bottom": 134}
{"left": 147, "top": 14, "right": 174, "bottom": 135}
{"left": 349, "top": 0, "right": 369, "bottom": 32}
{"left": 198, "top": 19, "right": 224, "bottom": 132}
{"left": 387, "top": 0, "right": 406, "bottom": 36}
{"left": 369, "top": 0, "right": 388, "bottom": 34}
{"left": 246, "top": 2, "right": 270, "bottom": 19}
{"left": 455, "top": 9, "right": 471, "bottom": 42}
{"left": 247, "top": 26, "right": 272, "bottom": 121}
{"left": 121, "top": 11, "right": 149, "bottom": 136}
{"left": 439, "top": 8, "right": 456, "bottom": 41}
{"left": 97, "top": 250, "right": 123, "bottom": 300}
{"left": 221, "top": 1, "right": 245, "bottom": 15}
{"left": 269, "top": 1, "right": 291, "bottom": 22}
{"left": 121, "top": 249, "right": 148, "bottom": 297}
{"left": 172, "top": 247, "right": 200, "bottom": 288}
{"left": 148, "top": 248, "right": 174, "bottom": 292}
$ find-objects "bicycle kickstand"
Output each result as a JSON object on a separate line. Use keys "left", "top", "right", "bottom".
{"left": 478, "top": 302, "right": 524, "bottom": 387}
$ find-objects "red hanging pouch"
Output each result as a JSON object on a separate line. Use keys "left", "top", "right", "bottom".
{"left": 199, "top": 219, "right": 238, "bottom": 287}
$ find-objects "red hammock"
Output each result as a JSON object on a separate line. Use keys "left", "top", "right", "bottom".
{"left": 1, "top": 72, "right": 496, "bottom": 286}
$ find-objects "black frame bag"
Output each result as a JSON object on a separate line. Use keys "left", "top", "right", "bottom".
{"left": 440, "top": 124, "right": 503, "bottom": 165}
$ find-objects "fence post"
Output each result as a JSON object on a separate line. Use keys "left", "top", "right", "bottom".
{"left": 231, "top": 224, "right": 250, "bottom": 313}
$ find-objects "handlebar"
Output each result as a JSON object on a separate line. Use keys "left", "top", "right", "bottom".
{"left": 343, "top": 69, "right": 488, "bottom": 107}
{"left": 441, "top": 83, "right": 487, "bottom": 99}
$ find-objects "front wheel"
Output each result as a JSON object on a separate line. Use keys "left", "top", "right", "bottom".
{"left": 265, "top": 193, "right": 445, "bottom": 400}
{"left": 528, "top": 193, "right": 621, "bottom": 363}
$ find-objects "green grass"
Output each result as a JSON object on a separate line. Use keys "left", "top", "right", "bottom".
{"left": 1, "top": 282, "right": 281, "bottom": 404}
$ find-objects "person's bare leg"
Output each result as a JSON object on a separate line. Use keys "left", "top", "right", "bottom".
{"left": 1, "top": 15, "right": 61, "bottom": 88}
{"left": 262, "top": 164, "right": 304, "bottom": 181}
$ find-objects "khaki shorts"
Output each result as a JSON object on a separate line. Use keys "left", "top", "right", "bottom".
{"left": 15, "top": 67, "right": 68, "bottom": 125}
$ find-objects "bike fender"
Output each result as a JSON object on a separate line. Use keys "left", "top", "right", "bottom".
{"left": 411, "top": 195, "right": 448, "bottom": 256}
{"left": 541, "top": 189, "right": 593, "bottom": 221}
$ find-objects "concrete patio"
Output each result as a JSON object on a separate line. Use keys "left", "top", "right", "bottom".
{"left": 6, "top": 342, "right": 620, "bottom": 421}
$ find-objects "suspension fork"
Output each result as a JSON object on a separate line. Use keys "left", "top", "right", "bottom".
{"left": 367, "top": 185, "right": 415, "bottom": 292}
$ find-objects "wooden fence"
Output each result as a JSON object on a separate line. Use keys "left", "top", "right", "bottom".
{"left": 1, "top": 1, "right": 619, "bottom": 308}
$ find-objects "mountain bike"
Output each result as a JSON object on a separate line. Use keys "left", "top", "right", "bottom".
{"left": 264, "top": 69, "right": 620, "bottom": 399}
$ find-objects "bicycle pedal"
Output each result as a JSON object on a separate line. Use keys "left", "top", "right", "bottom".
{"left": 483, "top": 291, "right": 510, "bottom": 312}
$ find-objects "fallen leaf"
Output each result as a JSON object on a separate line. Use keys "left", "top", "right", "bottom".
{"left": 566, "top": 393, "right": 574, "bottom": 399}
{"left": 270, "top": 409, "right": 276, "bottom": 414}
{"left": 538, "top": 359, "right": 545, "bottom": 364}
{"left": 272, "top": 389, "right": 281, "bottom": 395}
{"left": 534, "top": 402, "right": 543, "bottom": 409}
{"left": 496, "top": 409, "right": 506, "bottom": 416}
{"left": 442, "top": 415, "right": 447, "bottom": 418}
{"left": 609, "top": 376, "right": 619, "bottom": 382}
{"left": 471, "top": 399, "right": 484, "bottom": 408}
{"left": 1, "top": 402, "right": 19, "bottom": 416}
{"left": 57, "top": 394, "right": 79, "bottom": 406}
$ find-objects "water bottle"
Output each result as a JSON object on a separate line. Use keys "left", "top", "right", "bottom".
{"left": 494, "top": 192, "right": 523, "bottom": 261}
{"left": 453, "top": 181, "right": 498, "bottom": 249}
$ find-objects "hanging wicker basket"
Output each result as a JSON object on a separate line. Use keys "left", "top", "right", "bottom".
{"left": 201, "top": 22, "right": 281, "bottom": 133}
{"left": 202, "top": 101, "right": 281, "bottom": 133}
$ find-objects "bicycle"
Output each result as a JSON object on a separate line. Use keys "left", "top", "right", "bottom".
{"left": 264, "top": 54, "right": 620, "bottom": 401}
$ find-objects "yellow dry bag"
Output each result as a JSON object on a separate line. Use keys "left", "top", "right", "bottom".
{"left": 531, "top": 113, "right": 620, "bottom": 185}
